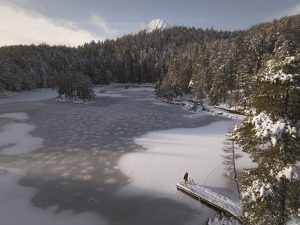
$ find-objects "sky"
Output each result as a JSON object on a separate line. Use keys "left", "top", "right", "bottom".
{"left": 0, "top": 0, "right": 300, "bottom": 47}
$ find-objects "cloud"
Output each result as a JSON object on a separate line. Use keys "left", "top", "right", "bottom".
{"left": 89, "top": 13, "right": 118, "bottom": 36}
{"left": 284, "top": 3, "right": 300, "bottom": 16}
{"left": 271, "top": 3, "right": 300, "bottom": 20}
{"left": 0, "top": 2, "right": 104, "bottom": 47}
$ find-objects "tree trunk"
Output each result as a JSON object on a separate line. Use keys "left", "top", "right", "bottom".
{"left": 232, "top": 142, "right": 240, "bottom": 198}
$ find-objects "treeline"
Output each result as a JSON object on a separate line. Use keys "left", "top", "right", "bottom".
{"left": 0, "top": 45, "right": 78, "bottom": 91}
{"left": 1, "top": 15, "right": 300, "bottom": 108}
{"left": 0, "top": 26, "right": 230, "bottom": 92}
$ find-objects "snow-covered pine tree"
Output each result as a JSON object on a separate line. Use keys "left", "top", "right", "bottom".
{"left": 235, "top": 60, "right": 254, "bottom": 110}
{"left": 222, "top": 128, "right": 242, "bottom": 197}
{"left": 209, "top": 66, "right": 228, "bottom": 104}
{"left": 233, "top": 56, "right": 300, "bottom": 225}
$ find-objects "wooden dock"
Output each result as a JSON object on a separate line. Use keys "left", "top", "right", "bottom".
{"left": 177, "top": 182, "right": 242, "bottom": 220}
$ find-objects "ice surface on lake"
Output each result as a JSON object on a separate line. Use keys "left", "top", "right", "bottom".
{"left": 0, "top": 112, "right": 29, "bottom": 120}
{"left": 0, "top": 88, "right": 57, "bottom": 104}
{"left": 0, "top": 113, "right": 43, "bottom": 155}
{"left": 0, "top": 171, "right": 107, "bottom": 225}
{"left": 0, "top": 111, "right": 107, "bottom": 225}
{"left": 119, "top": 121, "right": 233, "bottom": 197}
{"left": 119, "top": 120, "right": 254, "bottom": 202}
{"left": 152, "top": 101, "right": 169, "bottom": 106}
{"left": 0, "top": 86, "right": 235, "bottom": 225}
{"left": 121, "top": 87, "right": 155, "bottom": 92}
{"left": 95, "top": 92, "right": 127, "bottom": 97}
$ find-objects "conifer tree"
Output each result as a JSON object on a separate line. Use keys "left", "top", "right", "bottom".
{"left": 233, "top": 57, "right": 300, "bottom": 225}
{"left": 56, "top": 72, "right": 94, "bottom": 102}
{"left": 209, "top": 66, "right": 228, "bottom": 104}
{"left": 222, "top": 128, "right": 242, "bottom": 197}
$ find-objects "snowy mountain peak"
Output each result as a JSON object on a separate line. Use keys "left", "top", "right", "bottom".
{"left": 140, "top": 19, "right": 169, "bottom": 33}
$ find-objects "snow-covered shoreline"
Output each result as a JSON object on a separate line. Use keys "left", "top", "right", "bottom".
{"left": 161, "top": 97, "right": 245, "bottom": 120}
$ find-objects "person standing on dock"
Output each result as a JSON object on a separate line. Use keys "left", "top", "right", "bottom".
{"left": 183, "top": 171, "right": 189, "bottom": 183}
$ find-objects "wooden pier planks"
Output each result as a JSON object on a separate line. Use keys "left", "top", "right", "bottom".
{"left": 177, "top": 182, "right": 241, "bottom": 220}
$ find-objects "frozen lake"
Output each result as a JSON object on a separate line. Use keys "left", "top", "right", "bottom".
{"left": 0, "top": 85, "right": 233, "bottom": 225}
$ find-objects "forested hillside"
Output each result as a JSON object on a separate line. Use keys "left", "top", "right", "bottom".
{"left": 158, "top": 15, "right": 300, "bottom": 107}
{"left": 1, "top": 15, "right": 300, "bottom": 107}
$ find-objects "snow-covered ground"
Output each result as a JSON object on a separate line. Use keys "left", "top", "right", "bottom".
{"left": 161, "top": 96, "right": 245, "bottom": 120}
